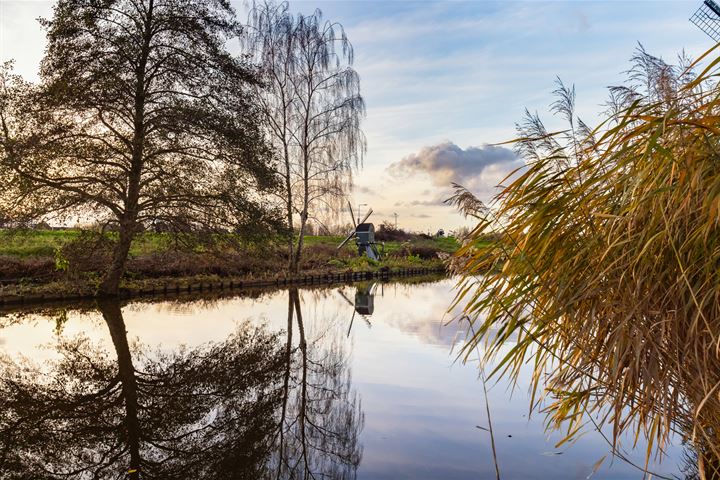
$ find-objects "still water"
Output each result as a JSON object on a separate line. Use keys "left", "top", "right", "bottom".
{"left": 0, "top": 277, "right": 688, "bottom": 479}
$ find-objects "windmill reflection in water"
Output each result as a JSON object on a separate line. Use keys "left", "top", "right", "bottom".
{"left": 338, "top": 281, "right": 381, "bottom": 337}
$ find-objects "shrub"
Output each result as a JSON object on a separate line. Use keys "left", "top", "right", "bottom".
{"left": 0, "top": 255, "right": 54, "bottom": 280}
{"left": 406, "top": 244, "right": 439, "bottom": 259}
{"left": 375, "top": 222, "right": 411, "bottom": 241}
{"left": 60, "top": 230, "right": 115, "bottom": 277}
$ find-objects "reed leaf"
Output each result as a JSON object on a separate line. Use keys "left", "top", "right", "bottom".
{"left": 452, "top": 46, "right": 720, "bottom": 477}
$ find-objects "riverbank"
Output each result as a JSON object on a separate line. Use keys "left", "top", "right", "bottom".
{"left": 0, "top": 229, "right": 455, "bottom": 305}
{"left": 0, "top": 266, "right": 447, "bottom": 307}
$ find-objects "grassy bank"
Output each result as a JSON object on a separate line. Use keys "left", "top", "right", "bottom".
{"left": 0, "top": 229, "right": 457, "bottom": 296}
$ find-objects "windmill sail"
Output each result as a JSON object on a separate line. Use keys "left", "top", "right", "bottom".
{"left": 337, "top": 230, "right": 356, "bottom": 250}
{"left": 347, "top": 201, "right": 357, "bottom": 228}
{"left": 357, "top": 209, "right": 372, "bottom": 226}
{"left": 691, "top": 0, "right": 720, "bottom": 42}
{"left": 337, "top": 209, "right": 373, "bottom": 250}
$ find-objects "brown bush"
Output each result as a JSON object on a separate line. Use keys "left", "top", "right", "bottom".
{"left": 0, "top": 256, "right": 55, "bottom": 281}
{"left": 407, "top": 244, "right": 439, "bottom": 259}
{"left": 300, "top": 243, "right": 354, "bottom": 269}
{"left": 375, "top": 222, "right": 412, "bottom": 241}
{"left": 60, "top": 231, "right": 115, "bottom": 274}
{"left": 126, "top": 249, "right": 280, "bottom": 278}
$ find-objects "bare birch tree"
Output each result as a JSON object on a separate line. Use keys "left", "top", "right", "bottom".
{"left": 246, "top": 2, "right": 366, "bottom": 273}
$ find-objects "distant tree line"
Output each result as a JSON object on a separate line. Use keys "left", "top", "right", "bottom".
{"left": 0, "top": 0, "right": 364, "bottom": 295}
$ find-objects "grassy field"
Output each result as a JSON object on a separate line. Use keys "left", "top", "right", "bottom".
{"left": 0, "top": 229, "right": 173, "bottom": 258}
{"left": 0, "top": 229, "right": 80, "bottom": 257}
{"left": 0, "top": 230, "right": 459, "bottom": 258}
{"left": 0, "top": 229, "right": 459, "bottom": 288}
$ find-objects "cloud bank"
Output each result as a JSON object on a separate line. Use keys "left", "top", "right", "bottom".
{"left": 387, "top": 142, "right": 524, "bottom": 201}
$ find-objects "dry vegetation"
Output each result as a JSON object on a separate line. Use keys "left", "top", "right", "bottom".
{"left": 452, "top": 46, "right": 720, "bottom": 476}
{"left": 0, "top": 228, "right": 454, "bottom": 292}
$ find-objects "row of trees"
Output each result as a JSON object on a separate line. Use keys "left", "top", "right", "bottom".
{"left": 0, "top": 0, "right": 364, "bottom": 294}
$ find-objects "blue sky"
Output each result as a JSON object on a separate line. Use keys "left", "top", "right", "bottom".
{"left": 0, "top": 0, "right": 713, "bottom": 231}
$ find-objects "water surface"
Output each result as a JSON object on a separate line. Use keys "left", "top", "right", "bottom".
{"left": 0, "top": 278, "right": 687, "bottom": 479}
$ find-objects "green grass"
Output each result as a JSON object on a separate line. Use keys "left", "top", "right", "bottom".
{"left": 422, "top": 236, "right": 459, "bottom": 252}
{"left": 0, "top": 229, "right": 460, "bottom": 259}
{"left": 0, "top": 230, "right": 177, "bottom": 258}
{"left": 0, "top": 230, "right": 80, "bottom": 257}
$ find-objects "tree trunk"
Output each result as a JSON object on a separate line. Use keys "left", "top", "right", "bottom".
{"left": 285, "top": 183, "right": 296, "bottom": 273}
{"left": 99, "top": 221, "right": 136, "bottom": 296}
{"left": 99, "top": 0, "right": 152, "bottom": 296}
{"left": 283, "top": 139, "right": 297, "bottom": 274}
{"left": 99, "top": 299, "right": 142, "bottom": 479}
{"left": 292, "top": 213, "right": 307, "bottom": 275}
{"left": 291, "top": 140, "right": 310, "bottom": 275}
{"left": 288, "top": 234, "right": 296, "bottom": 273}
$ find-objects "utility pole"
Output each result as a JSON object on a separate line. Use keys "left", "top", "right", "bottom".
{"left": 357, "top": 203, "right": 367, "bottom": 225}
{"left": 393, "top": 212, "right": 398, "bottom": 229}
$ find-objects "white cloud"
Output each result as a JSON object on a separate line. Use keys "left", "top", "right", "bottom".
{"left": 387, "top": 141, "right": 523, "bottom": 196}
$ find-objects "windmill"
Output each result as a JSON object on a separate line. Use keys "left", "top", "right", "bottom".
{"left": 691, "top": 0, "right": 720, "bottom": 42}
{"left": 337, "top": 201, "right": 384, "bottom": 260}
{"left": 338, "top": 282, "right": 379, "bottom": 337}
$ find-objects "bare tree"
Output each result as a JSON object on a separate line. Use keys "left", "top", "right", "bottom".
{"left": 246, "top": 2, "right": 366, "bottom": 273}
{"left": 269, "top": 287, "right": 364, "bottom": 479}
{"left": 0, "top": 0, "right": 280, "bottom": 295}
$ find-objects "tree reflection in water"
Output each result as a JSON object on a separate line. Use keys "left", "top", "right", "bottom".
{"left": 270, "top": 288, "right": 363, "bottom": 480}
{"left": 0, "top": 292, "right": 363, "bottom": 479}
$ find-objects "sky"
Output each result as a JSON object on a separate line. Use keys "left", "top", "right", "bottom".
{"left": 0, "top": 0, "right": 713, "bottom": 232}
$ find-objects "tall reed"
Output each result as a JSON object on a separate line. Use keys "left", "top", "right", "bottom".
{"left": 452, "top": 46, "right": 720, "bottom": 476}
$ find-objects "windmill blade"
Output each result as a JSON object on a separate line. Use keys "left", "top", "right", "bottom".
{"left": 346, "top": 309, "right": 356, "bottom": 338}
{"left": 357, "top": 208, "right": 373, "bottom": 225}
{"left": 337, "top": 229, "right": 356, "bottom": 250}
{"left": 338, "top": 290, "right": 354, "bottom": 307}
{"left": 691, "top": 0, "right": 720, "bottom": 42}
{"left": 347, "top": 201, "right": 357, "bottom": 228}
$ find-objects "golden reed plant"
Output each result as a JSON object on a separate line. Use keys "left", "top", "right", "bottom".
{"left": 451, "top": 46, "right": 720, "bottom": 478}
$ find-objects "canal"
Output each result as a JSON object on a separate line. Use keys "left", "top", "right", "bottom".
{"left": 0, "top": 277, "right": 687, "bottom": 479}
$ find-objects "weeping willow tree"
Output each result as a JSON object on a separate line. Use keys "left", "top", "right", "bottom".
{"left": 451, "top": 45, "right": 720, "bottom": 477}
{"left": 246, "top": 2, "right": 366, "bottom": 273}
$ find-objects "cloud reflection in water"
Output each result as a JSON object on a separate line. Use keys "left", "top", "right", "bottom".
{"left": 0, "top": 277, "right": 687, "bottom": 479}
